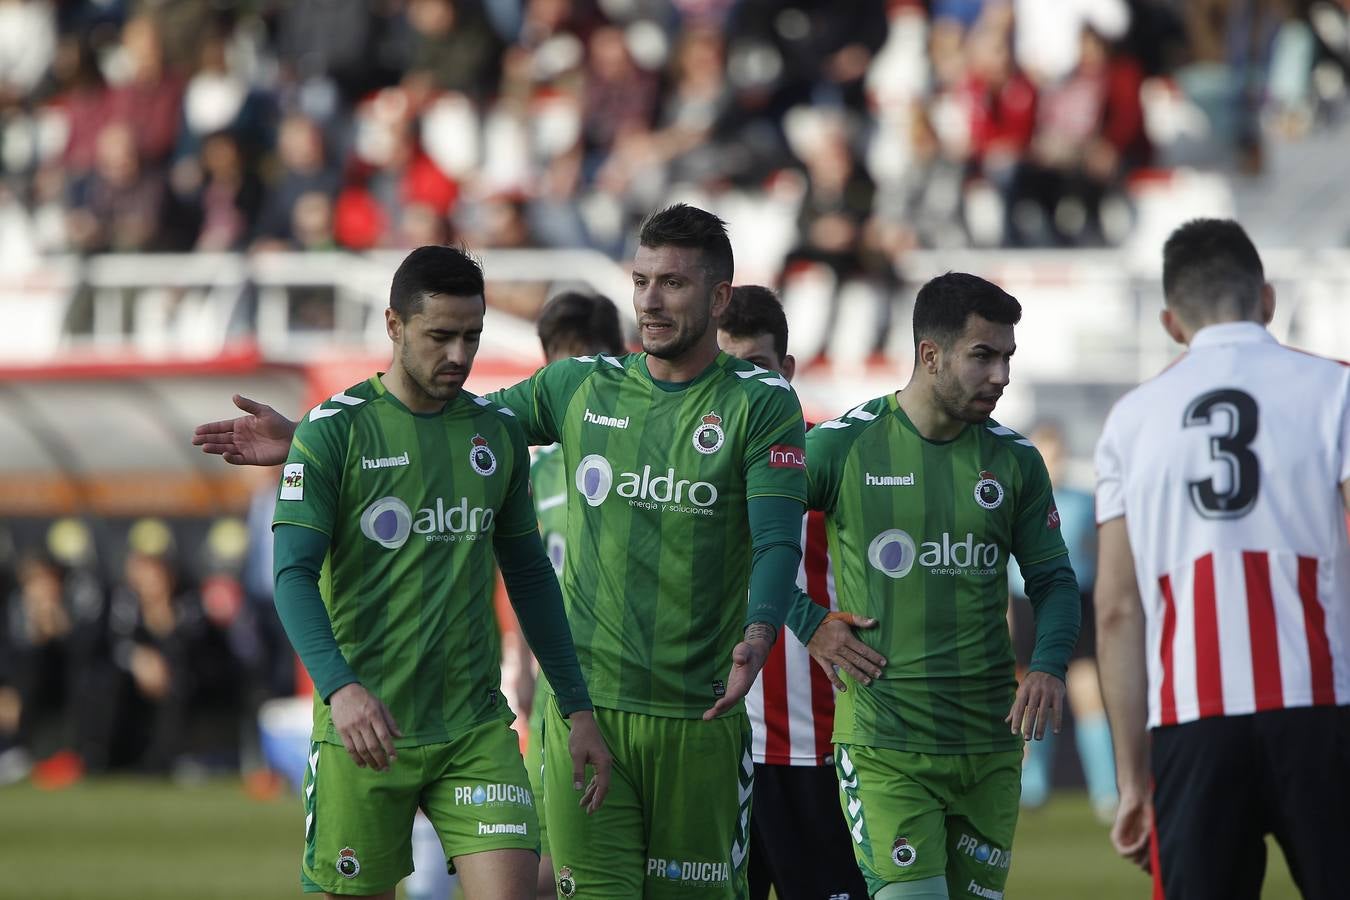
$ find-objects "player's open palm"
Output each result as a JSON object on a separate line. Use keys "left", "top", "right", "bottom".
{"left": 704, "top": 633, "right": 773, "bottom": 720}
{"left": 329, "top": 682, "right": 403, "bottom": 772}
{"left": 566, "top": 710, "right": 612, "bottom": 814}
{"left": 191, "top": 394, "right": 295, "bottom": 466}
{"left": 808, "top": 612, "right": 887, "bottom": 692}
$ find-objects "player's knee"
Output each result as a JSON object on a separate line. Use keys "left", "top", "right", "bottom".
{"left": 875, "top": 875, "right": 950, "bottom": 899}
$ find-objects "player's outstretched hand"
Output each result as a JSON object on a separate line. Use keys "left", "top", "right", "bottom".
{"left": 566, "top": 710, "right": 612, "bottom": 814}
{"left": 1111, "top": 789, "right": 1152, "bottom": 873}
{"left": 808, "top": 612, "right": 886, "bottom": 692}
{"left": 191, "top": 394, "right": 296, "bottom": 466}
{"left": 703, "top": 627, "right": 774, "bottom": 720}
{"left": 329, "top": 682, "right": 403, "bottom": 772}
{"left": 1005, "top": 670, "right": 1065, "bottom": 741}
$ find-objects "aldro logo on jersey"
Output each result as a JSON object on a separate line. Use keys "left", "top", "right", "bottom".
{"left": 692, "top": 411, "right": 725, "bottom": 455}
{"left": 574, "top": 455, "right": 719, "bottom": 517}
{"left": 360, "top": 496, "right": 495, "bottom": 549}
{"left": 868, "top": 529, "right": 1000, "bottom": 578}
{"left": 469, "top": 434, "right": 497, "bottom": 476}
{"left": 974, "top": 470, "right": 1005, "bottom": 510}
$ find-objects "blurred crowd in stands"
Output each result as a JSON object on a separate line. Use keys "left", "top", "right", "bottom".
{"left": 0, "top": 0, "right": 1347, "bottom": 281}
{"left": 0, "top": 506, "right": 289, "bottom": 783}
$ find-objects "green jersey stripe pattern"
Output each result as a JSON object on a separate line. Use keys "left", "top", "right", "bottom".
{"left": 274, "top": 376, "right": 537, "bottom": 747}
{"left": 494, "top": 352, "right": 807, "bottom": 718}
{"left": 807, "top": 393, "right": 1067, "bottom": 754}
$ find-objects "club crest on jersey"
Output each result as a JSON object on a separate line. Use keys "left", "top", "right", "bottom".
{"left": 974, "top": 470, "right": 1005, "bottom": 510}
{"left": 693, "top": 411, "right": 725, "bottom": 455}
{"left": 336, "top": 847, "right": 361, "bottom": 879}
{"left": 557, "top": 866, "right": 577, "bottom": 897}
{"left": 470, "top": 434, "right": 497, "bottom": 476}
{"left": 892, "top": 837, "right": 917, "bottom": 868}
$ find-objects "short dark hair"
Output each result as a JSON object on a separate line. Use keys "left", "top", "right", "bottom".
{"left": 389, "top": 245, "right": 485, "bottom": 320}
{"left": 723, "top": 285, "right": 789, "bottom": 363}
{"left": 1162, "top": 218, "right": 1264, "bottom": 322}
{"left": 637, "top": 203, "right": 734, "bottom": 287}
{"left": 912, "top": 272, "right": 1022, "bottom": 350}
{"left": 536, "top": 291, "right": 625, "bottom": 358}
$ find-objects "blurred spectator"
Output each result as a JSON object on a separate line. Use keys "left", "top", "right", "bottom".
{"left": 580, "top": 26, "right": 659, "bottom": 174}
{"left": 0, "top": 551, "right": 106, "bottom": 778}
{"left": 254, "top": 114, "right": 340, "bottom": 245}
{"left": 403, "top": 0, "right": 504, "bottom": 100}
{"left": 66, "top": 122, "right": 167, "bottom": 253}
{"left": 97, "top": 519, "right": 245, "bottom": 773}
{"left": 103, "top": 16, "right": 184, "bottom": 166}
{"left": 1007, "top": 23, "right": 1150, "bottom": 246}
{"left": 0, "top": 0, "right": 56, "bottom": 109}
{"left": 192, "top": 130, "right": 263, "bottom": 252}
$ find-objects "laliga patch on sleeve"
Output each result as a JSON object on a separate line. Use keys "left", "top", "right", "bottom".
{"left": 767, "top": 445, "right": 806, "bottom": 469}
{"left": 280, "top": 463, "right": 305, "bottom": 500}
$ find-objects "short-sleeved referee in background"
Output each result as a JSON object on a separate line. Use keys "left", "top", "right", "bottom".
{"left": 1094, "top": 218, "right": 1350, "bottom": 900}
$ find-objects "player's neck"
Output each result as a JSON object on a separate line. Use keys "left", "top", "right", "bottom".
{"left": 645, "top": 337, "right": 720, "bottom": 383}
{"left": 381, "top": 368, "right": 450, "bottom": 414}
{"left": 895, "top": 386, "right": 966, "bottom": 442}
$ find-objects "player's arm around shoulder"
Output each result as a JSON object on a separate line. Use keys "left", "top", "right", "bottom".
{"left": 490, "top": 353, "right": 626, "bottom": 446}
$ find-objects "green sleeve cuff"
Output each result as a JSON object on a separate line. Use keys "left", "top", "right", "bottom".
{"left": 494, "top": 528, "right": 593, "bottom": 715}
{"left": 1022, "top": 554, "right": 1082, "bottom": 681}
{"left": 272, "top": 523, "right": 358, "bottom": 702}
{"left": 745, "top": 495, "right": 805, "bottom": 630}
{"left": 785, "top": 587, "right": 829, "bottom": 644}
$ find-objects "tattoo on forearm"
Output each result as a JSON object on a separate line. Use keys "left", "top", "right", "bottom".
{"left": 744, "top": 622, "right": 777, "bottom": 645}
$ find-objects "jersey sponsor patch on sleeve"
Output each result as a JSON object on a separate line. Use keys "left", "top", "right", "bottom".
{"left": 280, "top": 463, "right": 305, "bottom": 500}
{"left": 1046, "top": 503, "right": 1061, "bottom": 529}
{"left": 768, "top": 445, "right": 806, "bottom": 469}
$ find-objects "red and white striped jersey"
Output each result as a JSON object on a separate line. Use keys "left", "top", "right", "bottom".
{"left": 747, "top": 509, "right": 839, "bottom": 765}
{"left": 1095, "top": 323, "right": 1350, "bottom": 729}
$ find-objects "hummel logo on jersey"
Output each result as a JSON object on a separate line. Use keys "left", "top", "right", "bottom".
{"left": 361, "top": 452, "right": 410, "bottom": 470}
{"left": 477, "top": 822, "right": 528, "bottom": 836}
{"left": 866, "top": 472, "right": 915, "bottom": 487}
{"left": 360, "top": 496, "right": 495, "bottom": 550}
{"left": 967, "top": 881, "right": 1004, "bottom": 900}
{"left": 583, "top": 408, "right": 630, "bottom": 429}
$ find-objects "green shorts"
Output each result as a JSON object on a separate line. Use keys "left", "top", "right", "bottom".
{"left": 835, "top": 744, "right": 1021, "bottom": 900}
{"left": 542, "top": 697, "right": 753, "bottom": 899}
{"left": 524, "top": 678, "right": 550, "bottom": 858}
{"left": 301, "top": 718, "right": 539, "bottom": 895}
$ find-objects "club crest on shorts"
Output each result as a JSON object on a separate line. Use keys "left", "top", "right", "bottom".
{"left": 469, "top": 434, "right": 497, "bottom": 476}
{"left": 336, "top": 847, "right": 361, "bottom": 879}
{"left": 557, "top": 865, "right": 577, "bottom": 897}
{"left": 892, "top": 837, "right": 917, "bottom": 868}
{"left": 693, "top": 411, "right": 725, "bottom": 455}
{"left": 974, "top": 470, "right": 1004, "bottom": 510}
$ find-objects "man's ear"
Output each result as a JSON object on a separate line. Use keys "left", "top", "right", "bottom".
{"left": 710, "top": 281, "right": 732, "bottom": 321}
{"left": 781, "top": 353, "right": 797, "bottom": 383}
{"left": 1160, "top": 307, "right": 1188, "bottom": 346}
{"left": 917, "top": 337, "right": 942, "bottom": 374}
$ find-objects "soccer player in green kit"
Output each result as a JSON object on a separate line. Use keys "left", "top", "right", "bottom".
{"left": 265, "top": 247, "right": 611, "bottom": 900}
{"left": 808, "top": 273, "right": 1081, "bottom": 900}
{"left": 193, "top": 208, "right": 879, "bottom": 898}
{"left": 517, "top": 290, "right": 627, "bottom": 899}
